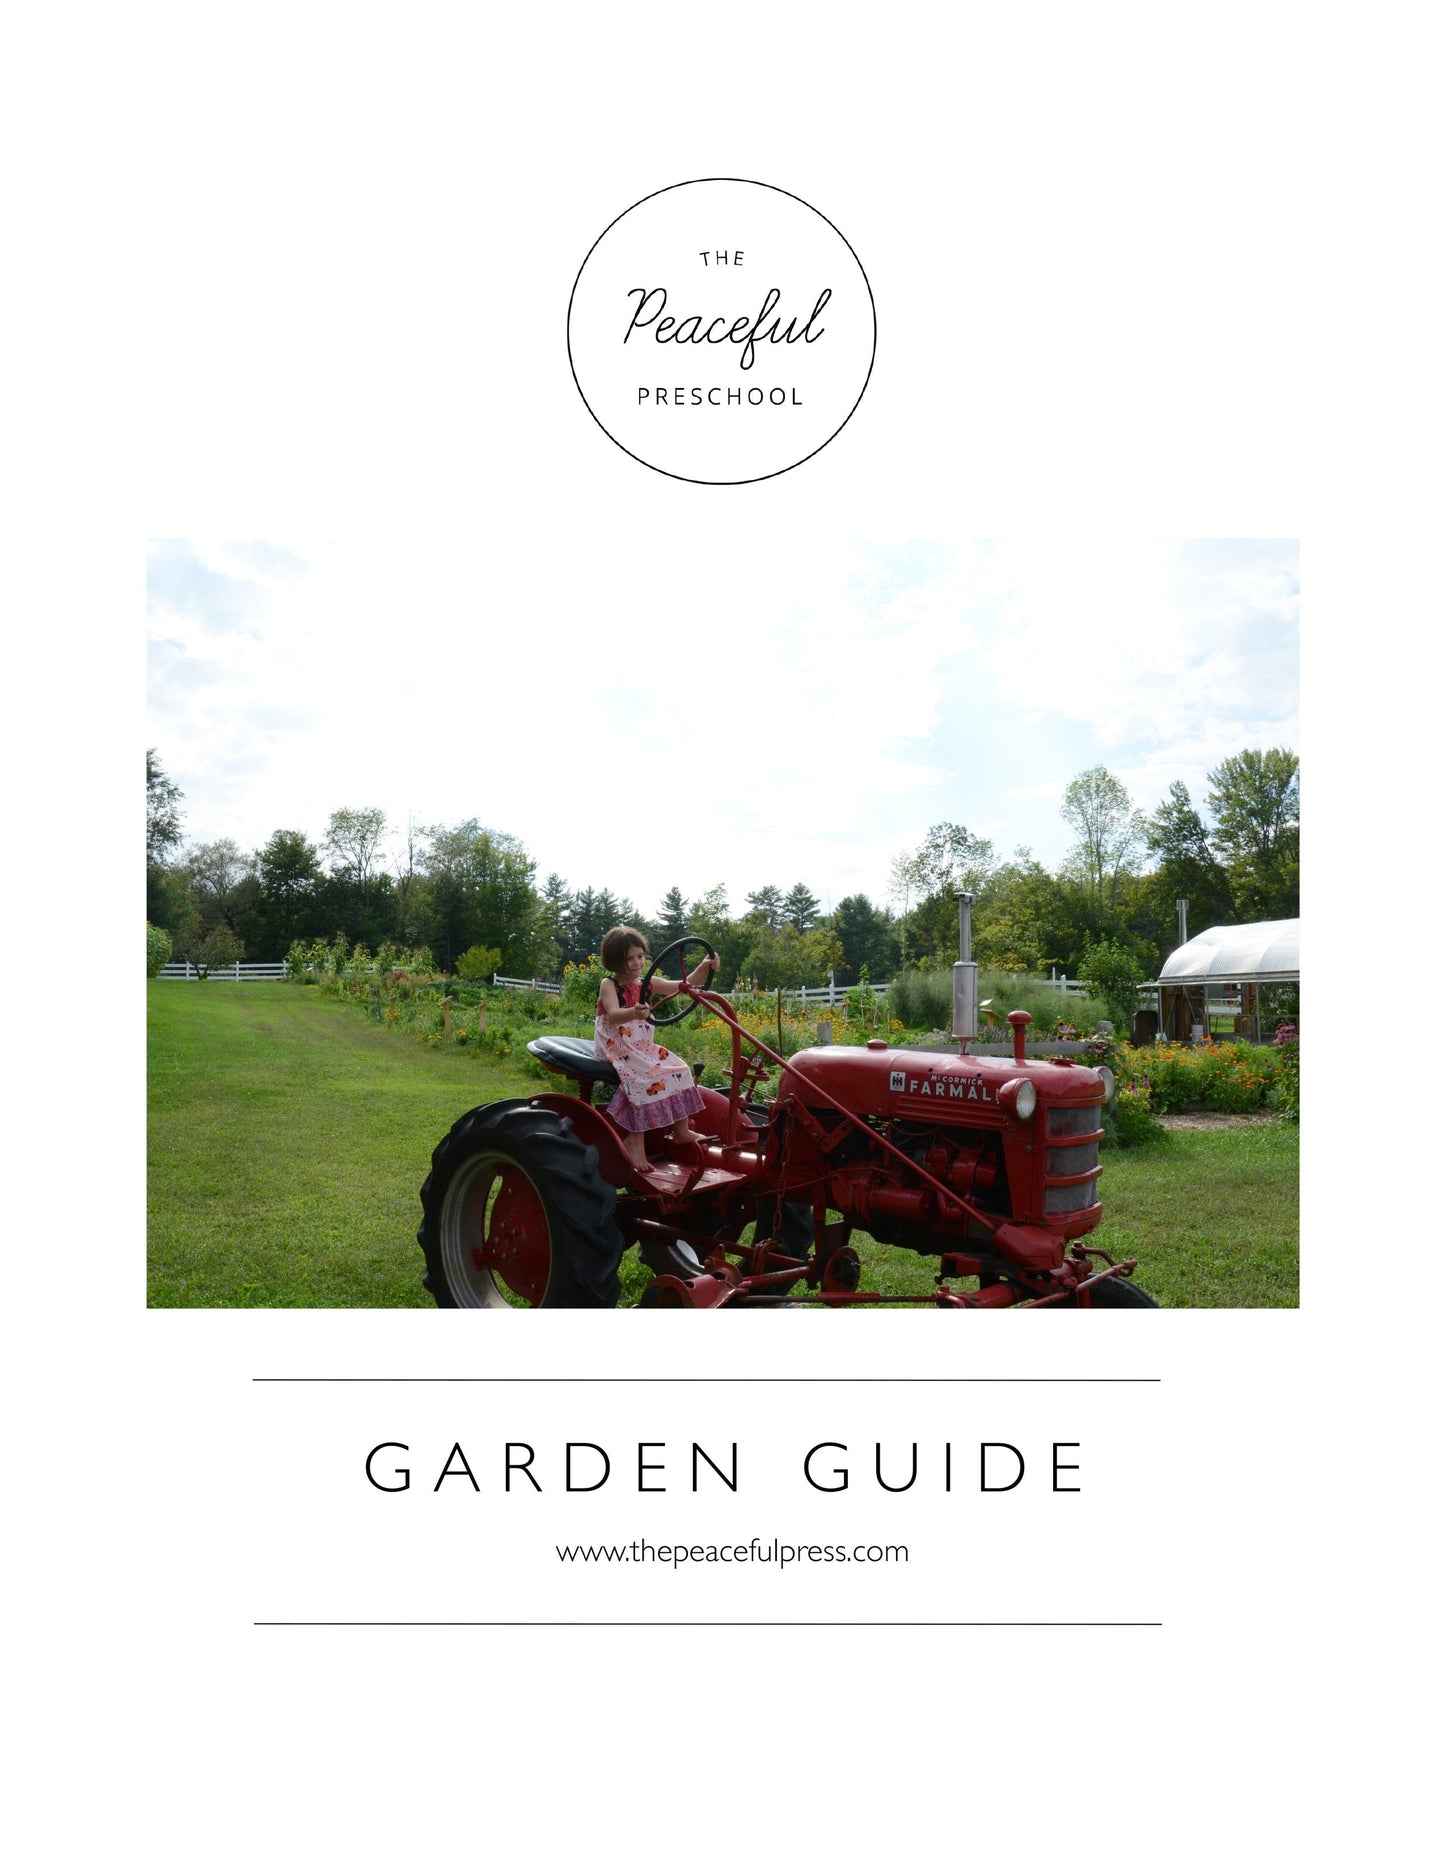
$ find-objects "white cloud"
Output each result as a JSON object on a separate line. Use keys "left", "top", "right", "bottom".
{"left": 147, "top": 533, "right": 1298, "bottom": 904}
{"left": 982, "top": 538, "right": 1298, "bottom": 754}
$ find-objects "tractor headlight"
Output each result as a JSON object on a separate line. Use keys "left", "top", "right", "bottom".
{"left": 1002, "top": 1078, "right": 1037, "bottom": 1121}
{"left": 1098, "top": 1065, "right": 1116, "bottom": 1104}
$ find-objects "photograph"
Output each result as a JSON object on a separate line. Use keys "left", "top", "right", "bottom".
{"left": 147, "top": 535, "right": 1299, "bottom": 1310}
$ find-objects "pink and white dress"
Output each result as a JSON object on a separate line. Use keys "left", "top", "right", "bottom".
{"left": 594, "top": 977, "right": 706, "bottom": 1134}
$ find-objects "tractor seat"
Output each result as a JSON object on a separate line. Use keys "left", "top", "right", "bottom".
{"left": 527, "top": 1035, "right": 619, "bottom": 1085}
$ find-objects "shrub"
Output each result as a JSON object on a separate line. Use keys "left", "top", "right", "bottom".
{"left": 1078, "top": 937, "right": 1143, "bottom": 1033}
{"left": 146, "top": 922, "right": 173, "bottom": 977}
{"left": 456, "top": 944, "right": 503, "bottom": 981}
{"left": 195, "top": 926, "right": 243, "bottom": 973}
{"left": 1107, "top": 1081, "right": 1165, "bottom": 1147}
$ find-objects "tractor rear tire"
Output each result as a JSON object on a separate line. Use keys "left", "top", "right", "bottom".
{"left": 419, "top": 1100, "right": 623, "bottom": 1309}
{"left": 1062, "top": 1275, "right": 1159, "bottom": 1308}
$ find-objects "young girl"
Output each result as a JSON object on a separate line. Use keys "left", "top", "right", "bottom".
{"left": 594, "top": 925, "right": 718, "bottom": 1174}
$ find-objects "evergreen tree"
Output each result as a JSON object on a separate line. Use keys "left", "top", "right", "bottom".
{"left": 782, "top": 882, "right": 821, "bottom": 933}
{"left": 655, "top": 886, "right": 690, "bottom": 944}
{"left": 538, "top": 872, "right": 572, "bottom": 969}
{"left": 565, "top": 886, "right": 625, "bottom": 965}
{"left": 745, "top": 884, "right": 784, "bottom": 930}
{"left": 832, "top": 894, "right": 894, "bottom": 986}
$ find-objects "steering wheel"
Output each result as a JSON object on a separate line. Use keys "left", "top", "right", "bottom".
{"left": 641, "top": 935, "right": 719, "bottom": 1028}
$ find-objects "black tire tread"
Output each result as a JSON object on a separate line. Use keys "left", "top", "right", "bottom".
{"left": 418, "top": 1101, "right": 623, "bottom": 1309}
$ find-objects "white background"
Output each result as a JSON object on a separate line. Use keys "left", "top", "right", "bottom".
{"left": 9, "top": 3, "right": 1439, "bottom": 1868}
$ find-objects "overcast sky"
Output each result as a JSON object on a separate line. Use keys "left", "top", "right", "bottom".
{"left": 147, "top": 533, "right": 1297, "bottom": 918}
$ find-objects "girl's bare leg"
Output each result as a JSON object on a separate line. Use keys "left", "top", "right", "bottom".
{"left": 622, "top": 1131, "right": 651, "bottom": 1172}
{"left": 668, "top": 1119, "right": 707, "bottom": 1146}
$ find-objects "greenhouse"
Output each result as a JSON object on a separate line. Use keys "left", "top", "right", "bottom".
{"left": 1138, "top": 917, "right": 1300, "bottom": 1044}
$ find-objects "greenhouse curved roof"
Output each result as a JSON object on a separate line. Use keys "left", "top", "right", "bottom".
{"left": 1157, "top": 918, "right": 1299, "bottom": 985}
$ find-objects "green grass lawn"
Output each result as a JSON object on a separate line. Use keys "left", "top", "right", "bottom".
{"left": 1084, "top": 1123, "right": 1298, "bottom": 1307}
{"left": 148, "top": 983, "right": 1298, "bottom": 1308}
{"left": 148, "top": 982, "right": 524, "bottom": 1306}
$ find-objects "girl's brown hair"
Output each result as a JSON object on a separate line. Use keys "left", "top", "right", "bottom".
{"left": 600, "top": 925, "right": 649, "bottom": 973}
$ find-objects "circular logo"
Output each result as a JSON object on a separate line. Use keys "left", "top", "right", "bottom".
{"left": 567, "top": 178, "right": 876, "bottom": 486}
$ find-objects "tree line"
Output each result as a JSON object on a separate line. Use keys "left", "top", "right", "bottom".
{"left": 146, "top": 747, "right": 1298, "bottom": 987}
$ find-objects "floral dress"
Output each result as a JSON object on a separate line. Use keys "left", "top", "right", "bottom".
{"left": 594, "top": 977, "right": 707, "bottom": 1134}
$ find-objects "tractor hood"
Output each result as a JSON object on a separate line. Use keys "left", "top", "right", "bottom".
{"left": 778, "top": 1043, "right": 1108, "bottom": 1125}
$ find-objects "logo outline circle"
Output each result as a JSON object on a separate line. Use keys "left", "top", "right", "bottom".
{"left": 566, "top": 176, "right": 878, "bottom": 487}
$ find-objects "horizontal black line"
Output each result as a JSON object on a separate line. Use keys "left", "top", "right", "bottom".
{"left": 252, "top": 1376, "right": 1160, "bottom": 1384}
{"left": 255, "top": 1620, "right": 1162, "bottom": 1628}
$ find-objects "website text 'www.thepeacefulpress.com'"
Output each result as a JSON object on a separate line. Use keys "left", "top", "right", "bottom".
{"left": 556, "top": 1537, "right": 908, "bottom": 1570}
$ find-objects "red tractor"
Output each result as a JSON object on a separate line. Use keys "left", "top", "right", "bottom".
{"left": 418, "top": 924, "right": 1158, "bottom": 1310}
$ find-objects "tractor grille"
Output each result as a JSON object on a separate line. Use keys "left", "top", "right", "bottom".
{"left": 1043, "top": 1102, "right": 1102, "bottom": 1215}
{"left": 1048, "top": 1104, "right": 1101, "bottom": 1138}
{"left": 1047, "top": 1141, "right": 1099, "bottom": 1177}
{"left": 1045, "top": 1178, "right": 1097, "bottom": 1214}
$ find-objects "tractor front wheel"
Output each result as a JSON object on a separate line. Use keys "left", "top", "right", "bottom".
{"left": 1061, "top": 1274, "right": 1159, "bottom": 1308}
{"left": 419, "top": 1101, "right": 623, "bottom": 1308}
{"left": 755, "top": 1196, "right": 816, "bottom": 1258}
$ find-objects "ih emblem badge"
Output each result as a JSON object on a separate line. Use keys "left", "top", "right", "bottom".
{"left": 889, "top": 1070, "right": 906, "bottom": 1091}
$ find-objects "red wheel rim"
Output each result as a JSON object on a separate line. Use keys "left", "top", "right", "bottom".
{"left": 474, "top": 1167, "right": 552, "bottom": 1306}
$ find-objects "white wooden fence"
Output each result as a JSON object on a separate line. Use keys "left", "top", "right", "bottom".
{"left": 780, "top": 980, "right": 1085, "bottom": 1006}
{"left": 485, "top": 972, "right": 883, "bottom": 1005}
{"left": 784, "top": 981, "right": 890, "bottom": 1006}
{"left": 159, "top": 961, "right": 289, "bottom": 980}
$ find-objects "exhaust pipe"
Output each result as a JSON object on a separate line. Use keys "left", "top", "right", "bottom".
{"left": 953, "top": 891, "right": 978, "bottom": 1055}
